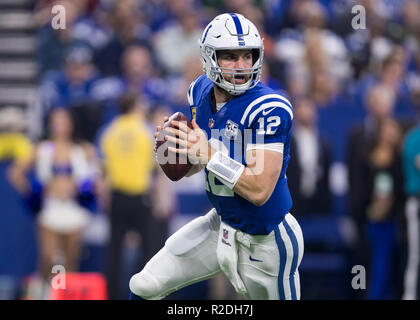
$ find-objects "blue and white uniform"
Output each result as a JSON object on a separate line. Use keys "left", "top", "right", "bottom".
{"left": 129, "top": 75, "right": 304, "bottom": 300}
{"left": 189, "top": 74, "right": 294, "bottom": 235}
{"left": 129, "top": 12, "right": 304, "bottom": 300}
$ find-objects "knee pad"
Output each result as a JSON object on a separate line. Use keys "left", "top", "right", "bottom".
{"left": 129, "top": 248, "right": 180, "bottom": 300}
{"left": 129, "top": 269, "right": 163, "bottom": 300}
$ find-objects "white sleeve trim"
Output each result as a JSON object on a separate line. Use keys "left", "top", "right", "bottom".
{"left": 240, "top": 94, "right": 293, "bottom": 125}
{"left": 246, "top": 142, "right": 284, "bottom": 153}
{"left": 187, "top": 78, "right": 199, "bottom": 106}
{"left": 248, "top": 101, "right": 293, "bottom": 126}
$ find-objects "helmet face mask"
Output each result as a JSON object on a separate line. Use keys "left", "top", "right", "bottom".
{"left": 200, "top": 13, "right": 264, "bottom": 96}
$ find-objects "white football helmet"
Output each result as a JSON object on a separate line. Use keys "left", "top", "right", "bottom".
{"left": 200, "top": 13, "right": 264, "bottom": 96}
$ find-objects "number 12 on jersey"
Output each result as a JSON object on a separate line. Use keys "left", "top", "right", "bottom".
{"left": 257, "top": 116, "right": 280, "bottom": 135}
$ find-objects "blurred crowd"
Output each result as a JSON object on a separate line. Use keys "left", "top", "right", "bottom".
{"left": 1, "top": 0, "right": 420, "bottom": 300}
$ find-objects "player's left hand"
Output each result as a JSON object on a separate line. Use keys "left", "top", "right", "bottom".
{"left": 165, "top": 119, "right": 214, "bottom": 165}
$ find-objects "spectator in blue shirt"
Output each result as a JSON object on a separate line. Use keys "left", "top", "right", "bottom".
{"left": 39, "top": 43, "right": 116, "bottom": 141}
{"left": 402, "top": 115, "right": 420, "bottom": 300}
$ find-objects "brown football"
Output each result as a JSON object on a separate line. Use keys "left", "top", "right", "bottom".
{"left": 155, "top": 112, "right": 193, "bottom": 181}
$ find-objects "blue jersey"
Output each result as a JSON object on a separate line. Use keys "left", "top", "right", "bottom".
{"left": 187, "top": 75, "right": 294, "bottom": 235}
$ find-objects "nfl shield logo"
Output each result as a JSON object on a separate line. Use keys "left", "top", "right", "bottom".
{"left": 208, "top": 118, "right": 215, "bottom": 128}
{"left": 223, "top": 228, "right": 228, "bottom": 239}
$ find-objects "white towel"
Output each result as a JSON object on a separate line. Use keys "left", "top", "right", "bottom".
{"left": 216, "top": 221, "right": 247, "bottom": 295}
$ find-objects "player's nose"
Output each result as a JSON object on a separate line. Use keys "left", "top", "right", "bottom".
{"left": 235, "top": 56, "right": 247, "bottom": 70}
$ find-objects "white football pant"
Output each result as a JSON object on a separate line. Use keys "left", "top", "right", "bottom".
{"left": 129, "top": 208, "right": 304, "bottom": 300}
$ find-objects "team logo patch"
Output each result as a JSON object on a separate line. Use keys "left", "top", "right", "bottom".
{"left": 224, "top": 120, "right": 239, "bottom": 140}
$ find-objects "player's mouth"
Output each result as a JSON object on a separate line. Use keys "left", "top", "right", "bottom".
{"left": 233, "top": 74, "right": 248, "bottom": 84}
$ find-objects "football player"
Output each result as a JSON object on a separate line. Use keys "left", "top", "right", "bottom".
{"left": 129, "top": 13, "right": 304, "bottom": 300}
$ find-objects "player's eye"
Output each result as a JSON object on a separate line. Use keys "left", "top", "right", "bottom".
{"left": 244, "top": 53, "right": 252, "bottom": 60}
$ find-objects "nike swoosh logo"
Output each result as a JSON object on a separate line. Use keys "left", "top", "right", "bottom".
{"left": 249, "top": 256, "right": 263, "bottom": 262}
{"left": 262, "top": 107, "right": 276, "bottom": 116}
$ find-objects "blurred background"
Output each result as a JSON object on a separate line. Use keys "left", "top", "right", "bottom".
{"left": 0, "top": 0, "right": 420, "bottom": 300}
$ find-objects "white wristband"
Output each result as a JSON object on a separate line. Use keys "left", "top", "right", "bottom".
{"left": 206, "top": 151, "right": 245, "bottom": 189}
